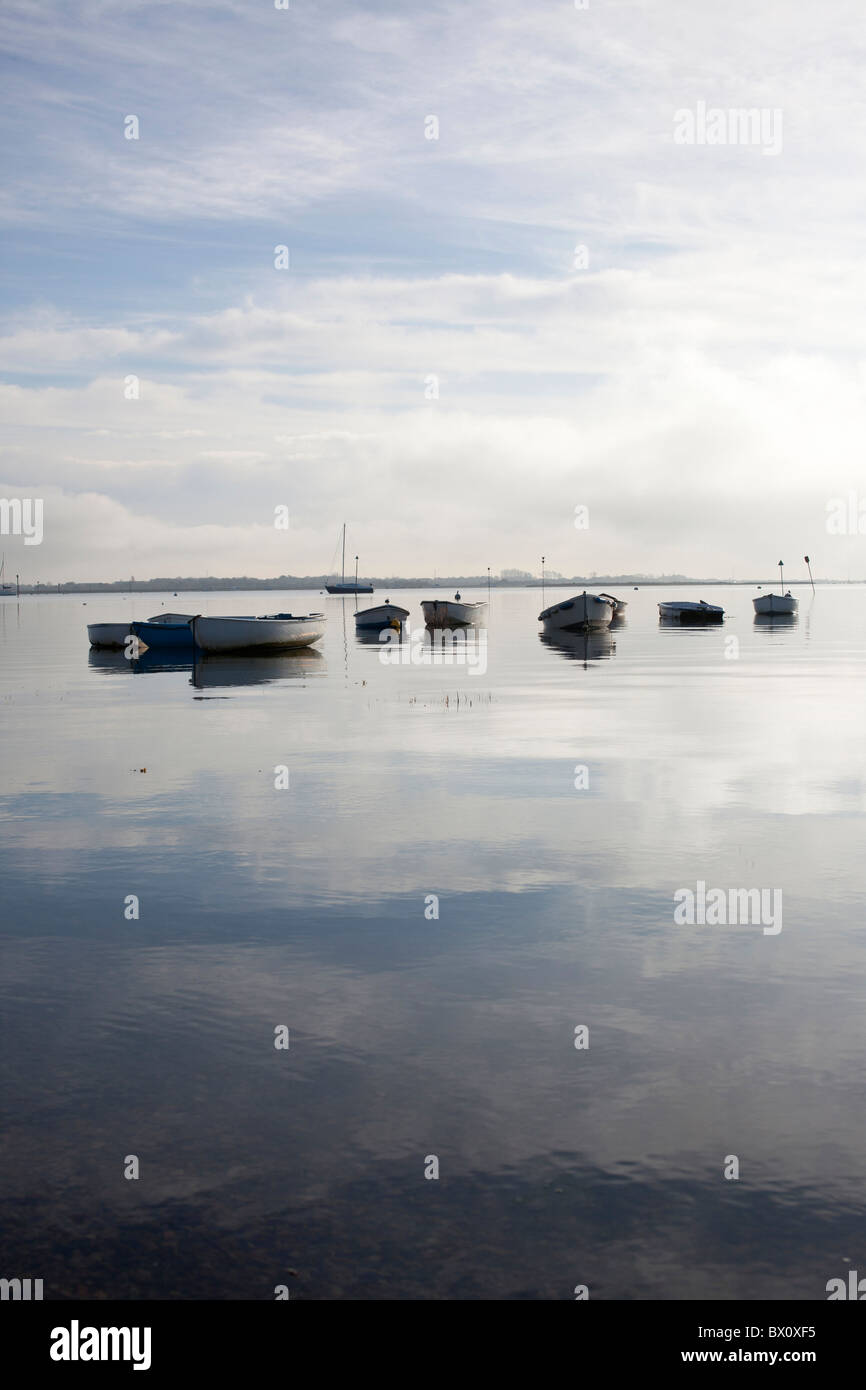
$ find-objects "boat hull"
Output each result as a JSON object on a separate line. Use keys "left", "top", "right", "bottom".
{"left": 191, "top": 614, "right": 326, "bottom": 652}
{"left": 326, "top": 583, "right": 374, "bottom": 594}
{"left": 354, "top": 603, "right": 410, "bottom": 629}
{"left": 753, "top": 593, "right": 798, "bottom": 615}
{"left": 421, "top": 599, "right": 487, "bottom": 627}
{"left": 538, "top": 592, "right": 613, "bottom": 632}
{"left": 87, "top": 622, "right": 131, "bottom": 648}
{"left": 132, "top": 619, "right": 195, "bottom": 648}
{"left": 658, "top": 601, "right": 724, "bottom": 624}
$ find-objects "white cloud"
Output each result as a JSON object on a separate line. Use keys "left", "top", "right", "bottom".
{"left": 1, "top": 1, "right": 865, "bottom": 578}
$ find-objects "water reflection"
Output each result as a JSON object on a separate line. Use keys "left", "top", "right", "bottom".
{"left": 87, "top": 648, "right": 130, "bottom": 674}
{"left": 753, "top": 612, "right": 799, "bottom": 630}
{"left": 7, "top": 585, "right": 866, "bottom": 1299}
{"left": 355, "top": 627, "right": 399, "bottom": 647}
{"left": 538, "top": 628, "right": 616, "bottom": 664}
{"left": 190, "top": 649, "right": 325, "bottom": 688}
{"left": 88, "top": 645, "right": 326, "bottom": 685}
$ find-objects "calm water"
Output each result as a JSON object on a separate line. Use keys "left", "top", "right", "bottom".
{"left": 1, "top": 584, "right": 865, "bottom": 1300}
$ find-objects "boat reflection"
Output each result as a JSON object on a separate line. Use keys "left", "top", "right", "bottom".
{"left": 190, "top": 649, "right": 325, "bottom": 688}
{"left": 355, "top": 627, "right": 404, "bottom": 647}
{"left": 539, "top": 628, "right": 616, "bottom": 665}
{"left": 753, "top": 612, "right": 799, "bottom": 630}
{"left": 88, "top": 647, "right": 192, "bottom": 676}
{"left": 90, "top": 647, "right": 326, "bottom": 685}
{"left": 87, "top": 648, "right": 130, "bottom": 674}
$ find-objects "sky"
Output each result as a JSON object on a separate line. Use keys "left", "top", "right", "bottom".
{"left": 1, "top": 0, "right": 865, "bottom": 583}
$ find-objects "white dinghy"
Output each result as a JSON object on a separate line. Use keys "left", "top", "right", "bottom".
{"left": 421, "top": 593, "right": 487, "bottom": 626}
{"left": 753, "top": 592, "right": 797, "bottom": 616}
{"left": 538, "top": 591, "right": 614, "bottom": 633}
{"left": 753, "top": 562, "right": 798, "bottom": 616}
{"left": 192, "top": 613, "right": 326, "bottom": 652}
{"left": 658, "top": 600, "right": 724, "bottom": 624}
{"left": 87, "top": 622, "right": 132, "bottom": 648}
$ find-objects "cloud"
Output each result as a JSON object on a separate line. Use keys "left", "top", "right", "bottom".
{"left": 1, "top": 1, "right": 865, "bottom": 578}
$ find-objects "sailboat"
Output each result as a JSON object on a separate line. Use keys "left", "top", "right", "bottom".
{"left": 0, "top": 555, "right": 14, "bottom": 594}
{"left": 325, "top": 523, "right": 374, "bottom": 594}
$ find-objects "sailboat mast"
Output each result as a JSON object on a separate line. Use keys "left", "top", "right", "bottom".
{"left": 341, "top": 523, "right": 346, "bottom": 584}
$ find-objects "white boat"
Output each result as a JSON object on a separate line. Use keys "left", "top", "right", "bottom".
{"left": 658, "top": 600, "right": 724, "bottom": 623}
{"left": 88, "top": 611, "right": 195, "bottom": 648}
{"left": 538, "top": 591, "right": 614, "bottom": 632}
{"left": 354, "top": 601, "right": 410, "bottom": 630}
{"left": 421, "top": 594, "right": 487, "bottom": 626}
{"left": 87, "top": 622, "right": 132, "bottom": 647}
{"left": 191, "top": 613, "right": 326, "bottom": 652}
{"left": 599, "top": 592, "right": 627, "bottom": 616}
{"left": 754, "top": 560, "right": 798, "bottom": 617}
{"left": 753, "top": 592, "right": 797, "bottom": 616}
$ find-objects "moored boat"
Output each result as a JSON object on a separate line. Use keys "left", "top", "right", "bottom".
{"left": 325, "top": 524, "right": 374, "bottom": 594}
{"left": 658, "top": 600, "right": 724, "bottom": 623}
{"left": 599, "top": 592, "right": 627, "bottom": 616}
{"left": 132, "top": 613, "right": 196, "bottom": 647}
{"left": 87, "top": 621, "right": 132, "bottom": 648}
{"left": 753, "top": 562, "right": 798, "bottom": 616}
{"left": 753, "top": 592, "right": 797, "bottom": 616}
{"left": 354, "top": 600, "right": 410, "bottom": 630}
{"left": 421, "top": 594, "right": 487, "bottom": 626}
{"left": 191, "top": 613, "right": 326, "bottom": 652}
{"left": 538, "top": 591, "right": 614, "bottom": 632}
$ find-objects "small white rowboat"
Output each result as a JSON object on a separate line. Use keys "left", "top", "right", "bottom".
{"left": 538, "top": 592, "right": 614, "bottom": 632}
{"left": 421, "top": 596, "right": 487, "bottom": 626}
{"left": 87, "top": 622, "right": 132, "bottom": 648}
{"left": 191, "top": 613, "right": 326, "bottom": 652}
{"left": 753, "top": 592, "right": 797, "bottom": 616}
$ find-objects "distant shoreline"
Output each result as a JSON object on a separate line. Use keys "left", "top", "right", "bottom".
{"left": 5, "top": 577, "right": 848, "bottom": 595}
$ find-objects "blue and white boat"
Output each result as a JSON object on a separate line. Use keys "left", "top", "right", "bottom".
{"left": 131, "top": 613, "right": 196, "bottom": 648}
{"left": 354, "top": 600, "right": 409, "bottom": 631}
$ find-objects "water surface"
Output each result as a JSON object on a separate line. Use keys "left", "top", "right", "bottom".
{"left": 1, "top": 584, "right": 864, "bottom": 1299}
